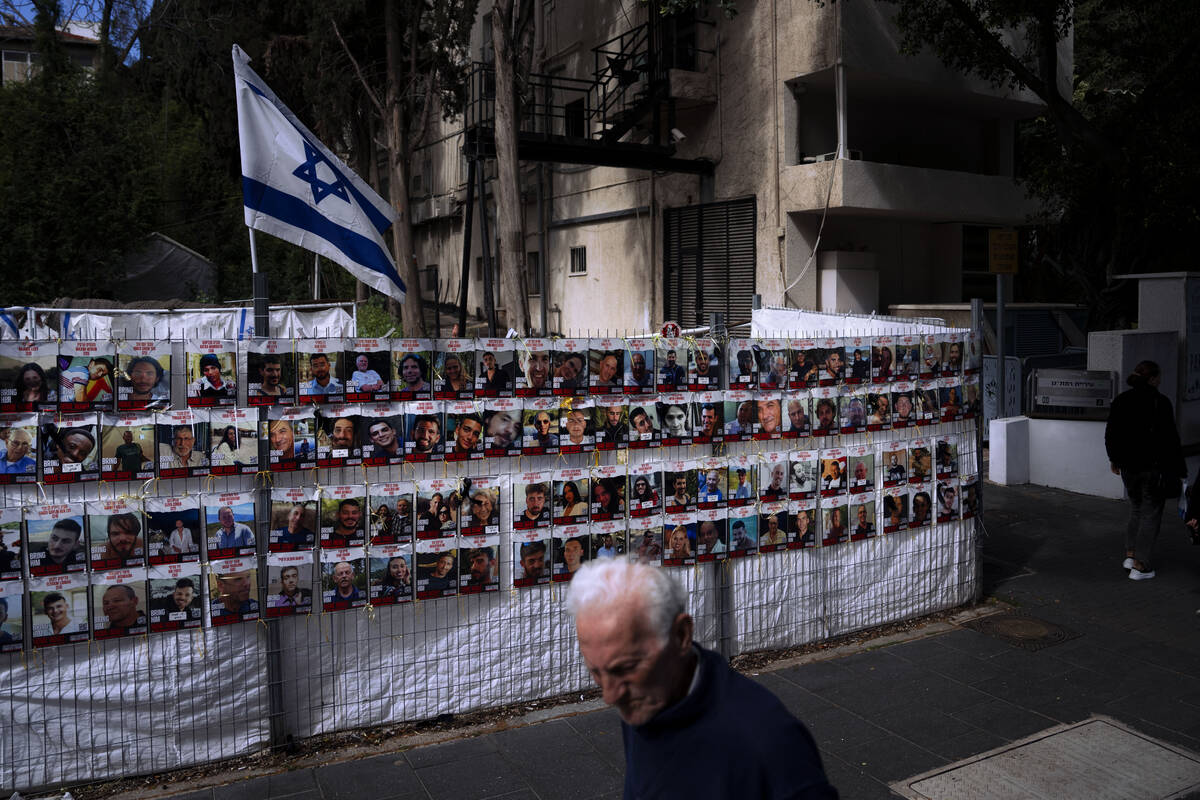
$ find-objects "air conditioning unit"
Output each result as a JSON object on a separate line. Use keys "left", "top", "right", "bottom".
{"left": 409, "top": 198, "right": 432, "bottom": 224}
{"left": 431, "top": 195, "right": 456, "bottom": 218}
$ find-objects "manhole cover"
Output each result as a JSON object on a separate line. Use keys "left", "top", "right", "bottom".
{"left": 892, "top": 717, "right": 1200, "bottom": 799}
{"left": 962, "top": 611, "right": 1080, "bottom": 651}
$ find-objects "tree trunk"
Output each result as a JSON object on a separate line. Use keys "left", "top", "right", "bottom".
{"left": 491, "top": 0, "right": 532, "bottom": 334}
{"left": 385, "top": 0, "right": 425, "bottom": 336}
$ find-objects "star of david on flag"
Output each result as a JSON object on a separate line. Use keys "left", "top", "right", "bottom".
{"left": 232, "top": 44, "right": 405, "bottom": 301}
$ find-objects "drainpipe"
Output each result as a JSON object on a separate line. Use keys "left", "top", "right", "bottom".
{"left": 835, "top": 2, "right": 848, "bottom": 159}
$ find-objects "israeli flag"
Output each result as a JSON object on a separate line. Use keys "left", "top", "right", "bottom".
{"left": 233, "top": 44, "right": 405, "bottom": 300}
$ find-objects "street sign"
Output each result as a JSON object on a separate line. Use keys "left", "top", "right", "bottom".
{"left": 989, "top": 229, "right": 1019, "bottom": 274}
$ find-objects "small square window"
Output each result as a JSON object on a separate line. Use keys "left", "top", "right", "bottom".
{"left": 569, "top": 246, "right": 587, "bottom": 275}
{"left": 526, "top": 251, "right": 541, "bottom": 296}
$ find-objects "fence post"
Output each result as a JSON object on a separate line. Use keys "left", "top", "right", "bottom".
{"left": 970, "top": 297, "right": 985, "bottom": 603}
{"left": 709, "top": 312, "right": 733, "bottom": 661}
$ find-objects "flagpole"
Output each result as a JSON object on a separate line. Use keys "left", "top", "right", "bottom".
{"left": 248, "top": 228, "right": 270, "bottom": 337}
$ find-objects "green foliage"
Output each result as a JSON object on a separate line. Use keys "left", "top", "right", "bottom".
{"left": 354, "top": 295, "right": 402, "bottom": 338}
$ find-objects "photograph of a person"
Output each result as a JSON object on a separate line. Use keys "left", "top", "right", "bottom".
{"left": 0, "top": 342, "right": 58, "bottom": 411}
{"left": 26, "top": 509, "right": 87, "bottom": 576}
{"left": 821, "top": 502, "right": 848, "bottom": 547}
{"left": 0, "top": 587, "right": 23, "bottom": 652}
{"left": 144, "top": 498, "right": 201, "bottom": 564}
{"left": 942, "top": 336, "right": 964, "bottom": 376}
{"left": 186, "top": 346, "right": 237, "bottom": 406}
{"left": 727, "top": 340, "right": 757, "bottom": 389}
{"left": 909, "top": 443, "right": 932, "bottom": 483}
{"left": 727, "top": 463, "right": 756, "bottom": 504}
{"left": 460, "top": 545, "right": 498, "bottom": 593}
{"left": 247, "top": 343, "right": 295, "bottom": 406}
{"left": 688, "top": 340, "right": 722, "bottom": 390}
{"left": 391, "top": 346, "right": 432, "bottom": 400}
{"left": 297, "top": 344, "right": 345, "bottom": 403}
{"left": 267, "top": 412, "right": 317, "bottom": 470}
{"left": 208, "top": 560, "right": 259, "bottom": 625}
{"left": 847, "top": 450, "right": 875, "bottom": 494}
{"left": 514, "top": 478, "right": 552, "bottom": 530}
{"left": 915, "top": 384, "right": 941, "bottom": 423}
{"left": 369, "top": 549, "right": 412, "bottom": 605}
{"left": 30, "top": 578, "right": 90, "bottom": 647}
{"left": 909, "top": 489, "right": 933, "bottom": 529}
{"left": 629, "top": 470, "right": 663, "bottom": 516}
{"left": 656, "top": 400, "right": 691, "bottom": 442}
{"left": 866, "top": 392, "right": 891, "bottom": 430}
{"left": 99, "top": 417, "right": 154, "bottom": 481}
{"left": 846, "top": 340, "right": 871, "bottom": 384}
{"left": 367, "top": 486, "right": 409, "bottom": 545}
{"left": 696, "top": 464, "right": 725, "bottom": 507}
{"left": 661, "top": 522, "right": 695, "bottom": 566}
{"left": 459, "top": 478, "right": 500, "bottom": 535}
{"left": 691, "top": 398, "right": 723, "bottom": 442}
{"left": 656, "top": 340, "right": 687, "bottom": 391}
{"left": 819, "top": 342, "right": 845, "bottom": 386}
{"left": 936, "top": 437, "right": 959, "bottom": 478}
{"left": 205, "top": 495, "right": 257, "bottom": 558}
{"left": 415, "top": 547, "right": 457, "bottom": 599}
{"left": 40, "top": 416, "right": 100, "bottom": 483}
{"left": 0, "top": 417, "right": 39, "bottom": 483}
{"left": 921, "top": 336, "right": 942, "bottom": 378}
{"left": 812, "top": 394, "right": 838, "bottom": 436}
{"left": 723, "top": 397, "right": 756, "bottom": 439}
{"left": 522, "top": 404, "right": 559, "bottom": 454}
{"left": 791, "top": 503, "right": 816, "bottom": 548}
{"left": 839, "top": 393, "right": 868, "bottom": 433}
{"left": 624, "top": 344, "right": 655, "bottom": 393}
{"left": 0, "top": 511, "right": 22, "bottom": 581}
{"left": 316, "top": 407, "right": 361, "bottom": 468}
{"left": 883, "top": 446, "right": 908, "bottom": 486}
{"left": 345, "top": 343, "right": 389, "bottom": 400}
{"left": 415, "top": 481, "right": 458, "bottom": 538}
{"left": 883, "top": 490, "right": 909, "bottom": 533}
{"left": 789, "top": 453, "right": 818, "bottom": 499}
{"left": 961, "top": 477, "right": 979, "bottom": 518}
{"left": 939, "top": 381, "right": 963, "bottom": 421}
{"left": 756, "top": 395, "right": 783, "bottom": 439}
{"left": 694, "top": 516, "right": 726, "bottom": 560}
{"left": 593, "top": 402, "right": 627, "bottom": 449}
{"left": 627, "top": 527, "right": 661, "bottom": 564}
{"left": 476, "top": 344, "right": 515, "bottom": 397}
{"left": 552, "top": 535, "right": 589, "bottom": 580}
{"left": 553, "top": 342, "right": 588, "bottom": 396}
{"left": 792, "top": 341, "right": 821, "bottom": 388}
{"left": 433, "top": 343, "right": 474, "bottom": 400}
{"left": 148, "top": 566, "right": 204, "bottom": 631}
{"left": 359, "top": 411, "right": 405, "bottom": 465}
{"left": 321, "top": 553, "right": 368, "bottom": 610}
{"left": 964, "top": 377, "right": 981, "bottom": 418}
{"left": 892, "top": 387, "right": 916, "bottom": 428}
{"left": 819, "top": 453, "right": 847, "bottom": 496}
{"left": 783, "top": 394, "right": 810, "bottom": 438}
{"left": 513, "top": 538, "right": 550, "bottom": 586}
{"left": 517, "top": 341, "right": 552, "bottom": 396}
{"left": 555, "top": 476, "right": 591, "bottom": 524}
{"left": 759, "top": 507, "right": 788, "bottom": 550}
{"left": 320, "top": 491, "right": 366, "bottom": 548}
{"left": 117, "top": 344, "right": 170, "bottom": 411}
{"left": 664, "top": 468, "right": 695, "bottom": 513}
{"left": 445, "top": 406, "right": 484, "bottom": 461}
{"left": 937, "top": 481, "right": 960, "bottom": 523}
{"left": 895, "top": 338, "right": 921, "bottom": 379}
{"left": 92, "top": 576, "right": 148, "bottom": 640}
{"left": 759, "top": 346, "right": 790, "bottom": 390}
{"left": 626, "top": 404, "right": 658, "bottom": 447}
{"left": 727, "top": 514, "right": 758, "bottom": 556}
{"left": 592, "top": 528, "right": 625, "bottom": 559}
{"left": 57, "top": 343, "right": 114, "bottom": 412}
{"left": 559, "top": 404, "right": 594, "bottom": 453}
{"left": 265, "top": 557, "right": 314, "bottom": 616}
{"left": 156, "top": 412, "right": 210, "bottom": 478}
{"left": 209, "top": 410, "right": 259, "bottom": 475}
{"left": 759, "top": 460, "right": 788, "bottom": 501}
{"left": 588, "top": 349, "right": 623, "bottom": 395}
{"left": 590, "top": 475, "right": 626, "bottom": 521}
{"left": 483, "top": 404, "right": 522, "bottom": 456}
{"left": 404, "top": 408, "right": 444, "bottom": 460}
{"left": 850, "top": 499, "right": 876, "bottom": 541}
{"left": 87, "top": 506, "right": 145, "bottom": 570}
{"left": 871, "top": 338, "right": 895, "bottom": 383}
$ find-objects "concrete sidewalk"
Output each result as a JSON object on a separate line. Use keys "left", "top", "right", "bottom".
{"left": 124, "top": 482, "right": 1200, "bottom": 800}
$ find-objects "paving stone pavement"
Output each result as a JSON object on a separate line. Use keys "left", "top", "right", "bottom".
{"left": 151, "top": 482, "right": 1200, "bottom": 799}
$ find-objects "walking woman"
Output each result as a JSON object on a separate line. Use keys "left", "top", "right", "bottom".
{"left": 1105, "top": 360, "right": 1186, "bottom": 580}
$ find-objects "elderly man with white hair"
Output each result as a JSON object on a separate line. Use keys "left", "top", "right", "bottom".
{"left": 567, "top": 559, "right": 837, "bottom": 799}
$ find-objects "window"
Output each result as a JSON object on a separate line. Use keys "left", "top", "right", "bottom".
{"left": 663, "top": 197, "right": 757, "bottom": 327}
{"left": 564, "top": 98, "right": 586, "bottom": 139}
{"left": 421, "top": 266, "right": 438, "bottom": 296}
{"left": 526, "top": 251, "right": 541, "bottom": 296}
{"left": 2, "top": 51, "right": 38, "bottom": 85}
{"left": 569, "top": 246, "right": 587, "bottom": 275}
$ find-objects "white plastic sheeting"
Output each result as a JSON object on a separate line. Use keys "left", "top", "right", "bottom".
{"left": 751, "top": 306, "right": 958, "bottom": 337}
{"left": 0, "top": 305, "right": 354, "bottom": 342}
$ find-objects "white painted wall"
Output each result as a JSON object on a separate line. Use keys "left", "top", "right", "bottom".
{"left": 988, "top": 416, "right": 1030, "bottom": 486}
{"left": 1028, "top": 419, "right": 1125, "bottom": 499}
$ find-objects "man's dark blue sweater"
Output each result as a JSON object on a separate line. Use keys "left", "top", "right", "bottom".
{"left": 621, "top": 646, "right": 838, "bottom": 799}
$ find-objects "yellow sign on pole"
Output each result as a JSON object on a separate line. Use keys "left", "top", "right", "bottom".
{"left": 988, "top": 228, "right": 1019, "bottom": 274}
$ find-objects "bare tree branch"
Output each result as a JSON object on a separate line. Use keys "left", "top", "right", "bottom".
{"left": 331, "top": 17, "right": 384, "bottom": 116}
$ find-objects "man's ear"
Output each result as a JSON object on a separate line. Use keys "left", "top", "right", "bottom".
{"left": 671, "top": 612, "right": 694, "bottom": 654}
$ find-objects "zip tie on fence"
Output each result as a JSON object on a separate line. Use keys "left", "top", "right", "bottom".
{"left": 254, "top": 470, "right": 273, "bottom": 488}
{"left": 365, "top": 602, "right": 376, "bottom": 623}
{"left": 139, "top": 476, "right": 157, "bottom": 499}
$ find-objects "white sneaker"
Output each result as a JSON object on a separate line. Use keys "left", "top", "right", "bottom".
{"left": 1129, "top": 567, "right": 1156, "bottom": 580}
{"left": 1123, "top": 557, "right": 1136, "bottom": 569}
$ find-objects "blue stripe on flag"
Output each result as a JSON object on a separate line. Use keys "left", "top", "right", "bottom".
{"left": 242, "top": 177, "right": 406, "bottom": 293}
{"left": 238, "top": 308, "right": 248, "bottom": 340}
{"left": 241, "top": 78, "right": 393, "bottom": 235}
{"left": 62, "top": 312, "right": 73, "bottom": 339}
{"left": 0, "top": 313, "right": 19, "bottom": 336}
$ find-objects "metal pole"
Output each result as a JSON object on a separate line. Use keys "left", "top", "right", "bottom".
{"left": 996, "top": 274, "right": 1007, "bottom": 419}
{"left": 537, "top": 162, "right": 549, "bottom": 337}
{"left": 477, "top": 166, "right": 498, "bottom": 336}
{"left": 313, "top": 253, "right": 320, "bottom": 301}
{"left": 834, "top": 2, "right": 848, "bottom": 160}
{"left": 457, "top": 158, "right": 477, "bottom": 335}
{"left": 248, "top": 229, "right": 269, "bottom": 337}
